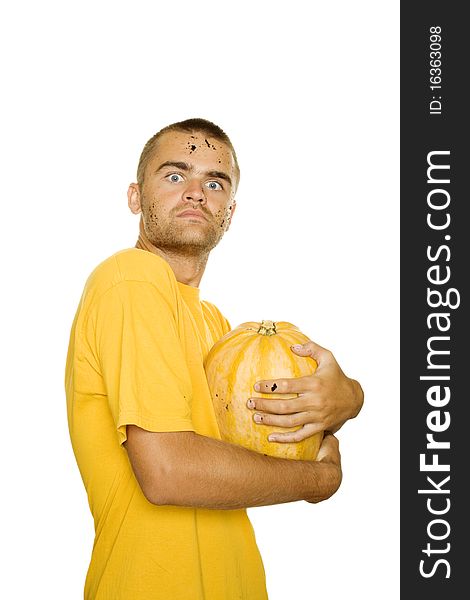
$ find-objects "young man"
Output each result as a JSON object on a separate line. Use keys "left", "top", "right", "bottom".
{"left": 65, "top": 118, "right": 363, "bottom": 600}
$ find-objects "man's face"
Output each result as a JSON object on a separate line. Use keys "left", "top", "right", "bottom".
{"left": 130, "top": 130, "right": 237, "bottom": 255}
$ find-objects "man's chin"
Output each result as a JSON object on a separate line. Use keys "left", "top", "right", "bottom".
{"left": 164, "top": 232, "right": 222, "bottom": 255}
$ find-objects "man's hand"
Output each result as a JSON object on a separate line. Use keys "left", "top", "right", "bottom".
{"left": 247, "top": 340, "right": 364, "bottom": 442}
{"left": 305, "top": 431, "right": 342, "bottom": 503}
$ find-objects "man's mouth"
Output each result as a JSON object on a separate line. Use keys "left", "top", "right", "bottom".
{"left": 176, "top": 210, "right": 208, "bottom": 221}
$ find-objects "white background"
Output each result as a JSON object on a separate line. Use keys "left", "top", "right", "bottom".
{"left": 0, "top": 1, "right": 399, "bottom": 598}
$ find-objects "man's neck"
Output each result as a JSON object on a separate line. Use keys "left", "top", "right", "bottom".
{"left": 135, "top": 232, "right": 208, "bottom": 288}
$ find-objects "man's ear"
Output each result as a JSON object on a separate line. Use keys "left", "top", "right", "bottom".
{"left": 225, "top": 200, "right": 237, "bottom": 231}
{"left": 128, "top": 183, "right": 142, "bottom": 214}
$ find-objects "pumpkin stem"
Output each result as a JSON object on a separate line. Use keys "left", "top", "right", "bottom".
{"left": 257, "top": 320, "right": 277, "bottom": 336}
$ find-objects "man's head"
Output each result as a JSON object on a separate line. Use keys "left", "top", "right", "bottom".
{"left": 128, "top": 118, "right": 239, "bottom": 257}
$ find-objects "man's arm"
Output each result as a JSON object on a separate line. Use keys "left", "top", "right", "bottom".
{"left": 124, "top": 426, "right": 341, "bottom": 510}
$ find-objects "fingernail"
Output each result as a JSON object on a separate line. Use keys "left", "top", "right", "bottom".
{"left": 254, "top": 383, "right": 261, "bottom": 392}
{"left": 268, "top": 435, "right": 279, "bottom": 442}
{"left": 254, "top": 413, "right": 262, "bottom": 423}
{"left": 291, "top": 344, "right": 302, "bottom": 351}
{"left": 247, "top": 399, "right": 255, "bottom": 409}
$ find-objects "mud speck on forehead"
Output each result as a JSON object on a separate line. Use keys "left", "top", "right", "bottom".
{"left": 202, "top": 137, "right": 217, "bottom": 150}
{"left": 187, "top": 140, "right": 198, "bottom": 153}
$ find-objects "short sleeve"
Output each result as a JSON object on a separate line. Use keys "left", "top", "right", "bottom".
{"left": 86, "top": 280, "right": 194, "bottom": 445}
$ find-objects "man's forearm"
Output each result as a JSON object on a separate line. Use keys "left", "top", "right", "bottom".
{"left": 349, "top": 378, "right": 364, "bottom": 421}
{"left": 125, "top": 426, "right": 341, "bottom": 510}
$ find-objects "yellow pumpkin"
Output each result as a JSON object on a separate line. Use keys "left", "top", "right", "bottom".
{"left": 204, "top": 320, "right": 323, "bottom": 460}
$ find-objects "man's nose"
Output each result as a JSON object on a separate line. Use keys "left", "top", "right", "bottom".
{"left": 183, "top": 180, "right": 206, "bottom": 204}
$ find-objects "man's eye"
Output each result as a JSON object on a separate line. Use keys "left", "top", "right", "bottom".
{"left": 167, "top": 173, "right": 184, "bottom": 183}
{"left": 206, "top": 181, "right": 222, "bottom": 191}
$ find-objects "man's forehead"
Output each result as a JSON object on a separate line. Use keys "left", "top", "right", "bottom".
{"left": 149, "top": 130, "right": 236, "bottom": 176}
{"left": 158, "top": 131, "right": 231, "bottom": 155}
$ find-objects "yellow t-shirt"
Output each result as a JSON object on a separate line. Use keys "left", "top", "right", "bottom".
{"left": 65, "top": 248, "right": 268, "bottom": 600}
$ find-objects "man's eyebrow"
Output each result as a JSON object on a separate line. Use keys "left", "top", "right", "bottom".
{"left": 155, "top": 162, "right": 232, "bottom": 187}
{"left": 155, "top": 161, "right": 190, "bottom": 173}
{"left": 205, "top": 170, "right": 232, "bottom": 186}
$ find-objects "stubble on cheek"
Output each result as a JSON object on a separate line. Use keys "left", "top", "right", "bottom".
{"left": 214, "top": 208, "right": 226, "bottom": 230}
{"left": 147, "top": 201, "right": 158, "bottom": 222}
{"left": 214, "top": 203, "right": 234, "bottom": 231}
{"left": 143, "top": 200, "right": 160, "bottom": 238}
